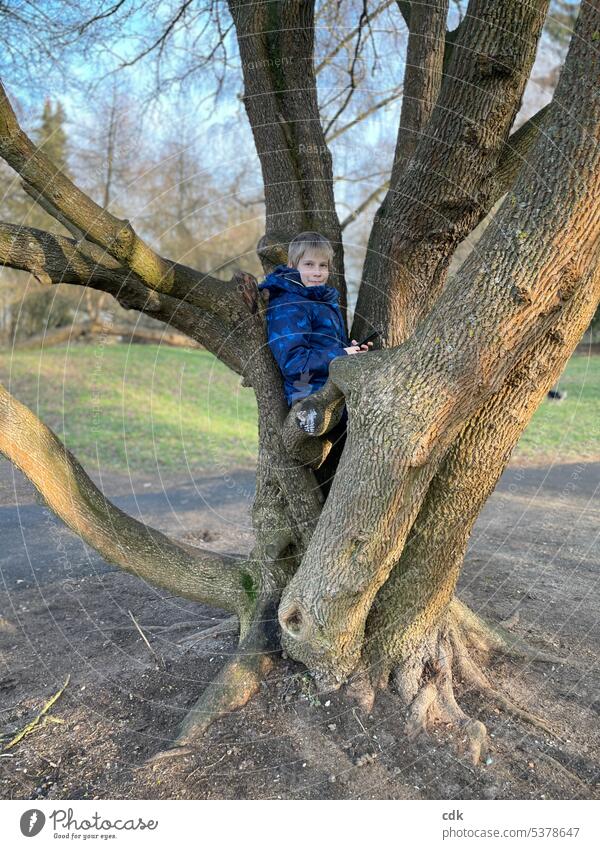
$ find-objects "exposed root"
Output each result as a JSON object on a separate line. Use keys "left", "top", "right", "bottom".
{"left": 345, "top": 664, "right": 376, "bottom": 713}
{"left": 176, "top": 650, "right": 275, "bottom": 745}
{"left": 389, "top": 607, "right": 561, "bottom": 765}
{"left": 448, "top": 624, "right": 555, "bottom": 736}
{"left": 404, "top": 679, "right": 439, "bottom": 741}
{"left": 147, "top": 655, "right": 275, "bottom": 766}
{"left": 449, "top": 598, "right": 567, "bottom": 667}
{"left": 148, "top": 598, "right": 280, "bottom": 764}
{"left": 398, "top": 637, "right": 488, "bottom": 765}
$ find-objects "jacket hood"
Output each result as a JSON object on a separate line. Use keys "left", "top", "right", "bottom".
{"left": 258, "top": 265, "right": 340, "bottom": 303}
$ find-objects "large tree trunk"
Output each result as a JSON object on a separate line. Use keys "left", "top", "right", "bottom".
{"left": 1, "top": 0, "right": 599, "bottom": 766}
{"left": 278, "top": 0, "right": 600, "bottom": 686}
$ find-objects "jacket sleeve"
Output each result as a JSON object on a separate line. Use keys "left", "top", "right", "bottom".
{"left": 266, "top": 299, "right": 347, "bottom": 385}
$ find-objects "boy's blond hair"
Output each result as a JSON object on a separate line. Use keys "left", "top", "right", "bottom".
{"left": 288, "top": 231, "right": 334, "bottom": 269}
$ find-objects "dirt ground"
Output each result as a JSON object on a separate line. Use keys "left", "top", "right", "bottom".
{"left": 0, "top": 454, "right": 598, "bottom": 800}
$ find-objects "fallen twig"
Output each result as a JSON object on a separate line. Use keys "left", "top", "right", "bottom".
{"left": 3, "top": 675, "right": 70, "bottom": 751}
{"left": 128, "top": 610, "right": 165, "bottom": 669}
{"left": 178, "top": 616, "right": 239, "bottom": 652}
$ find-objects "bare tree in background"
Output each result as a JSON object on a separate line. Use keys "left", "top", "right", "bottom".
{"left": 0, "top": 0, "right": 599, "bottom": 765}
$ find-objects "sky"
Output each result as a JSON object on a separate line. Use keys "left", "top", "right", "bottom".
{"left": 0, "top": 0, "right": 574, "bottom": 291}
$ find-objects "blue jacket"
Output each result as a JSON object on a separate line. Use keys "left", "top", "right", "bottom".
{"left": 258, "top": 265, "right": 349, "bottom": 406}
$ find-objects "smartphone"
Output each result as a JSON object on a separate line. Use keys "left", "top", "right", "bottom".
{"left": 355, "top": 329, "right": 379, "bottom": 347}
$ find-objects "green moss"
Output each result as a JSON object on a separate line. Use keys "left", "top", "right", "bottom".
{"left": 241, "top": 571, "right": 258, "bottom": 604}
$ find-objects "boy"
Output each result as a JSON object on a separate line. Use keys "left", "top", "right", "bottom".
{"left": 258, "top": 231, "right": 370, "bottom": 408}
{"left": 258, "top": 231, "right": 371, "bottom": 496}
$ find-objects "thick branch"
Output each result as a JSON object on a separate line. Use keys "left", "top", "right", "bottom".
{"left": 0, "top": 223, "right": 245, "bottom": 374}
{"left": 21, "top": 180, "right": 87, "bottom": 241}
{"left": 491, "top": 104, "right": 552, "bottom": 205}
{"left": 278, "top": 0, "right": 600, "bottom": 681}
{"left": 227, "top": 0, "right": 346, "bottom": 308}
{"left": 0, "top": 382, "right": 261, "bottom": 621}
{"left": 355, "top": 0, "right": 550, "bottom": 345}
{"left": 0, "top": 81, "right": 231, "bottom": 308}
{"left": 389, "top": 0, "right": 449, "bottom": 185}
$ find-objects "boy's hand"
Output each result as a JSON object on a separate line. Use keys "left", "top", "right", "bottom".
{"left": 344, "top": 339, "right": 374, "bottom": 354}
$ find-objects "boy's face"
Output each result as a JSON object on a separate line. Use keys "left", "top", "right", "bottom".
{"left": 295, "top": 249, "right": 330, "bottom": 286}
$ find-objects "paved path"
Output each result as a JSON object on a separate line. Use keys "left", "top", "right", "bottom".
{"left": 1, "top": 459, "right": 598, "bottom": 632}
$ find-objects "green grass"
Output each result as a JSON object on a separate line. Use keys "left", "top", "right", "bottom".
{"left": 1, "top": 344, "right": 598, "bottom": 476}
{"left": 1, "top": 342, "right": 258, "bottom": 475}
{"left": 512, "top": 353, "right": 600, "bottom": 463}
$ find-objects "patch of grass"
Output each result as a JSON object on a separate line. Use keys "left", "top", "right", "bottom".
{"left": 1, "top": 342, "right": 258, "bottom": 474}
{"left": 512, "top": 353, "right": 600, "bottom": 463}
{"left": 2, "top": 344, "right": 598, "bottom": 476}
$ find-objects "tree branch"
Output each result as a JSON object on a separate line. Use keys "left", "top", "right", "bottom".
{"left": 227, "top": 0, "right": 347, "bottom": 308}
{"left": 21, "top": 180, "right": 87, "bottom": 241}
{"left": 390, "top": 0, "right": 448, "bottom": 181}
{"left": 0, "top": 81, "right": 231, "bottom": 307}
{"left": 354, "top": 0, "right": 551, "bottom": 346}
{"left": 0, "top": 223, "right": 246, "bottom": 375}
{"left": 315, "top": 0, "right": 396, "bottom": 74}
{"left": 0, "top": 381, "right": 261, "bottom": 621}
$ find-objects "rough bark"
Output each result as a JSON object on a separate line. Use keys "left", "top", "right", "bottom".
{"left": 279, "top": 0, "right": 600, "bottom": 683}
{"left": 364, "top": 264, "right": 600, "bottom": 693}
{"left": 353, "top": 0, "right": 550, "bottom": 345}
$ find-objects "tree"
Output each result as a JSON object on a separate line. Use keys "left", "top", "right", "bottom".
{"left": 0, "top": 96, "right": 80, "bottom": 344}
{"left": 0, "top": 0, "right": 598, "bottom": 766}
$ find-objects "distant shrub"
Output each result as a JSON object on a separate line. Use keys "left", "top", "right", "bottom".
{"left": 9, "top": 288, "right": 79, "bottom": 342}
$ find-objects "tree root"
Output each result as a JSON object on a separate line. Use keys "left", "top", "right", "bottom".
{"left": 397, "top": 635, "right": 488, "bottom": 765}
{"left": 387, "top": 604, "right": 560, "bottom": 765}
{"left": 449, "top": 598, "right": 567, "bottom": 667}
{"left": 147, "top": 599, "right": 280, "bottom": 765}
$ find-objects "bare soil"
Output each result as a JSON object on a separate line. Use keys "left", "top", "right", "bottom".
{"left": 0, "top": 457, "right": 598, "bottom": 800}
